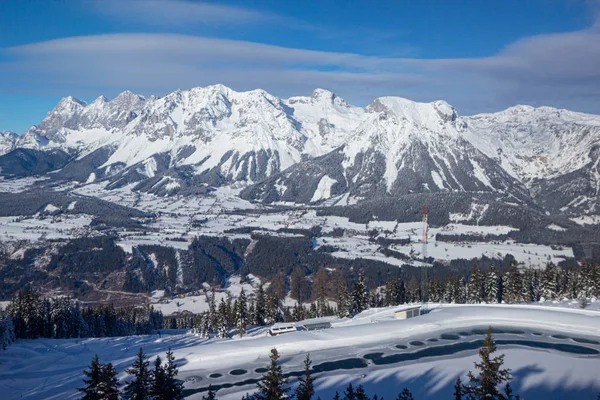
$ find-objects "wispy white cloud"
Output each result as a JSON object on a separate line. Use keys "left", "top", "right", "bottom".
{"left": 1, "top": 22, "right": 600, "bottom": 115}
{"left": 91, "top": 0, "right": 313, "bottom": 30}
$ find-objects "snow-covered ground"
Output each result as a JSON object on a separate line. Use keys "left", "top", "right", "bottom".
{"left": 1, "top": 304, "right": 599, "bottom": 400}
{"left": 0, "top": 177, "right": 579, "bottom": 269}
{"left": 0, "top": 215, "right": 94, "bottom": 243}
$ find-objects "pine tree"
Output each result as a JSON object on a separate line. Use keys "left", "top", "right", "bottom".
{"left": 123, "top": 348, "right": 152, "bottom": 400}
{"left": 208, "top": 288, "right": 217, "bottom": 331}
{"left": 295, "top": 354, "right": 314, "bottom": 400}
{"left": 336, "top": 279, "right": 352, "bottom": 319}
{"left": 457, "top": 276, "right": 467, "bottom": 304}
{"left": 151, "top": 355, "right": 166, "bottom": 399}
{"left": 351, "top": 270, "right": 368, "bottom": 314}
{"left": 343, "top": 383, "right": 356, "bottom": 400}
{"left": 217, "top": 299, "right": 229, "bottom": 339}
{"left": 396, "top": 388, "right": 414, "bottom": 400}
{"left": 485, "top": 266, "right": 499, "bottom": 303}
{"left": 237, "top": 288, "right": 248, "bottom": 337}
{"left": 355, "top": 385, "right": 369, "bottom": 400}
{"left": 502, "top": 266, "right": 524, "bottom": 303}
{"left": 453, "top": 377, "right": 464, "bottom": 400}
{"left": 99, "top": 362, "right": 119, "bottom": 400}
{"left": 541, "top": 264, "right": 557, "bottom": 301}
{"left": 254, "top": 348, "right": 290, "bottom": 400}
{"left": 163, "top": 348, "right": 184, "bottom": 400}
{"left": 255, "top": 284, "right": 267, "bottom": 326}
{"left": 203, "top": 385, "right": 217, "bottom": 400}
{"left": 468, "top": 265, "right": 485, "bottom": 304}
{"left": 463, "top": 327, "right": 513, "bottom": 399}
{"left": 78, "top": 354, "right": 103, "bottom": 400}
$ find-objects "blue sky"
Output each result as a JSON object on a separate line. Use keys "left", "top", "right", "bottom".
{"left": 1, "top": 0, "right": 599, "bottom": 133}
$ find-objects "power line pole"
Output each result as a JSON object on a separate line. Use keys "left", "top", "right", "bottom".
{"left": 421, "top": 205, "right": 429, "bottom": 307}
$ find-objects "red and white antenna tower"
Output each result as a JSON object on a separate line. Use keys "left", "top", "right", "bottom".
{"left": 421, "top": 205, "right": 429, "bottom": 305}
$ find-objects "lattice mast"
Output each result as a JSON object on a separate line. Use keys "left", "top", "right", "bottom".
{"left": 421, "top": 205, "right": 429, "bottom": 305}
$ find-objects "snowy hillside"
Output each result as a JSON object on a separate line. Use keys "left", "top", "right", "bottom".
{"left": 1, "top": 304, "right": 599, "bottom": 400}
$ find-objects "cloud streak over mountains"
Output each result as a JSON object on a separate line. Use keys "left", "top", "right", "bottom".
{"left": 1, "top": 17, "right": 599, "bottom": 120}
{"left": 92, "top": 0, "right": 313, "bottom": 30}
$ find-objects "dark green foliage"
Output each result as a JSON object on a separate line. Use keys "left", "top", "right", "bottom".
{"left": 0, "top": 309, "right": 15, "bottom": 350}
{"left": 99, "top": 362, "right": 119, "bottom": 400}
{"left": 355, "top": 385, "right": 369, "bottom": 400}
{"left": 253, "top": 348, "right": 290, "bottom": 400}
{"left": 396, "top": 388, "right": 414, "bottom": 400}
{"left": 295, "top": 354, "right": 315, "bottom": 400}
{"left": 6, "top": 290, "right": 162, "bottom": 339}
{"left": 463, "top": 327, "right": 513, "bottom": 399}
{"left": 202, "top": 385, "right": 218, "bottom": 400}
{"left": 0, "top": 148, "right": 71, "bottom": 178}
{"left": 151, "top": 355, "right": 166, "bottom": 399}
{"left": 343, "top": 383, "right": 356, "bottom": 400}
{"left": 395, "top": 388, "right": 414, "bottom": 400}
{"left": 123, "top": 348, "right": 151, "bottom": 400}
{"left": 163, "top": 348, "right": 184, "bottom": 400}
{"left": 453, "top": 377, "right": 464, "bottom": 400}
{"left": 184, "top": 236, "right": 250, "bottom": 287}
{"left": 78, "top": 355, "right": 103, "bottom": 400}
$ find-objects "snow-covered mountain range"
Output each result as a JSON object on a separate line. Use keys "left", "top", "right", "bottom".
{"left": 1, "top": 84, "right": 599, "bottom": 218}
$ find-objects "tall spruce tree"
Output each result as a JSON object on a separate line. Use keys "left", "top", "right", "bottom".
{"left": 237, "top": 288, "right": 248, "bottom": 337}
{"left": 453, "top": 377, "right": 464, "bottom": 400}
{"left": 295, "top": 354, "right": 315, "bottom": 400}
{"left": 351, "top": 270, "right": 368, "bottom": 314}
{"left": 254, "top": 348, "right": 290, "bottom": 400}
{"left": 151, "top": 355, "right": 167, "bottom": 399}
{"left": 355, "top": 385, "right": 369, "bottom": 400}
{"left": 396, "top": 388, "right": 414, "bottom": 400}
{"left": 343, "top": 383, "right": 356, "bottom": 400}
{"left": 468, "top": 265, "right": 485, "bottom": 304}
{"left": 255, "top": 284, "right": 267, "bottom": 326}
{"left": 463, "top": 327, "right": 513, "bottom": 399}
{"left": 203, "top": 385, "right": 217, "bottom": 400}
{"left": 336, "top": 278, "right": 352, "bottom": 319}
{"left": 123, "top": 348, "right": 152, "bottom": 400}
{"left": 78, "top": 354, "right": 103, "bottom": 400}
{"left": 99, "top": 362, "right": 119, "bottom": 400}
{"left": 485, "top": 266, "right": 499, "bottom": 303}
{"left": 502, "top": 266, "right": 524, "bottom": 303}
{"left": 163, "top": 348, "right": 184, "bottom": 400}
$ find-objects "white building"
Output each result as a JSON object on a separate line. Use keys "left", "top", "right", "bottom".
{"left": 394, "top": 305, "right": 422, "bottom": 320}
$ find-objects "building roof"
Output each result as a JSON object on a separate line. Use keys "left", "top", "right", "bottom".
{"left": 393, "top": 305, "right": 422, "bottom": 313}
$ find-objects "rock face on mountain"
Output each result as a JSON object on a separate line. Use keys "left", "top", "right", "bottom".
{"left": 243, "top": 97, "right": 530, "bottom": 205}
{"left": 463, "top": 106, "right": 600, "bottom": 216}
{"left": 0, "top": 130, "right": 17, "bottom": 155}
{"left": 1, "top": 84, "right": 599, "bottom": 220}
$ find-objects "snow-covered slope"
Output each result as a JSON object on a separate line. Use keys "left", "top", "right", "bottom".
{"left": 9, "top": 86, "right": 365, "bottom": 190}
{"left": 1, "top": 304, "right": 599, "bottom": 400}
{"left": 465, "top": 106, "right": 600, "bottom": 214}
{"left": 465, "top": 105, "right": 600, "bottom": 182}
{"left": 243, "top": 97, "right": 530, "bottom": 204}
{"left": 3, "top": 85, "right": 600, "bottom": 219}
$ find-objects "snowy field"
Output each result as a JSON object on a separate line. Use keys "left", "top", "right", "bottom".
{"left": 0, "top": 179, "right": 579, "bottom": 268}
{"left": 0, "top": 215, "right": 94, "bottom": 243}
{"left": 1, "top": 304, "right": 599, "bottom": 400}
{"left": 71, "top": 184, "right": 576, "bottom": 269}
